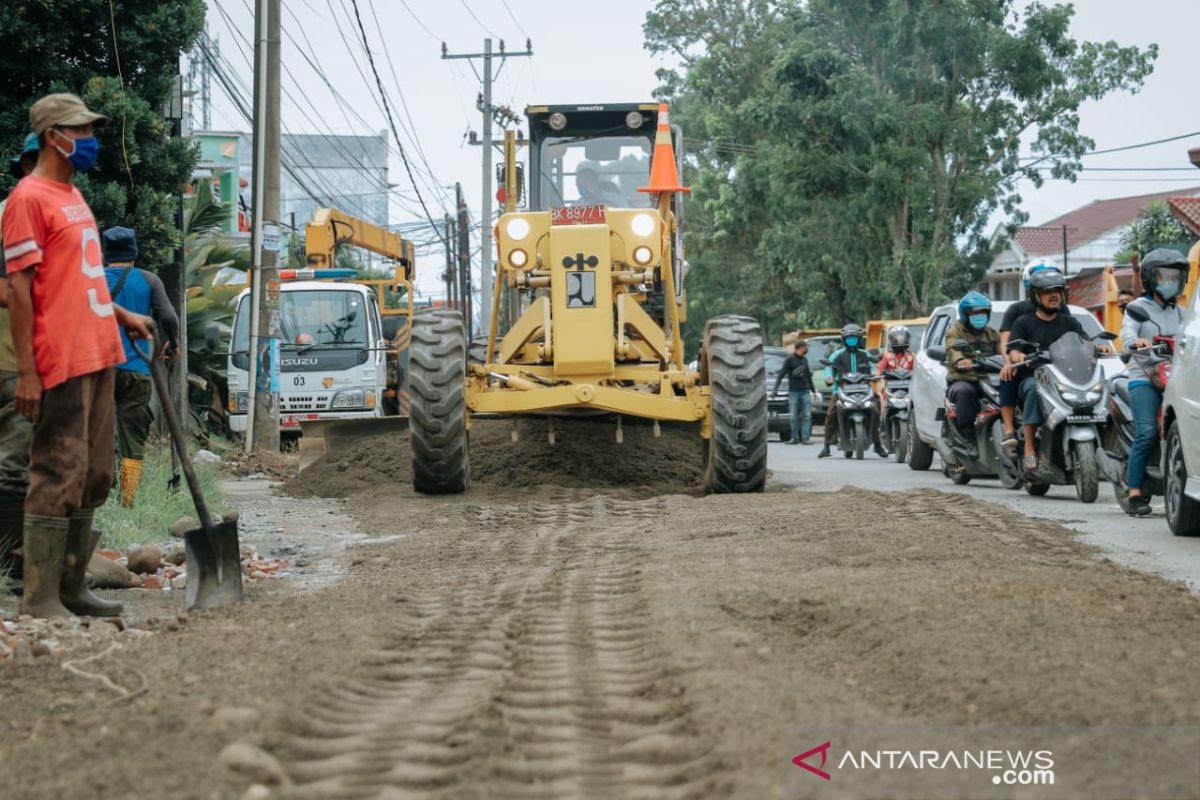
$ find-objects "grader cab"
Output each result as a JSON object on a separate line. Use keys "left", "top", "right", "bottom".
{"left": 407, "top": 103, "right": 768, "bottom": 494}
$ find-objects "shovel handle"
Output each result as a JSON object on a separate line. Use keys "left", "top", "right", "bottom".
{"left": 133, "top": 326, "right": 215, "bottom": 531}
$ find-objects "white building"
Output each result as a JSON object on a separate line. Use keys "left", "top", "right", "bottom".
{"left": 983, "top": 186, "right": 1200, "bottom": 301}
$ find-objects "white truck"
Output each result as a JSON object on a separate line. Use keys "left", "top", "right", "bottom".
{"left": 226, "top": 279, "right": 406, "bottom": 439}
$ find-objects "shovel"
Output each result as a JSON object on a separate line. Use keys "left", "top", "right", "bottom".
{"left": 137, "top": 329, "right": 243, "bottom": 610}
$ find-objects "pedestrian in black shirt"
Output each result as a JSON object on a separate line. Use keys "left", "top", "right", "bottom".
{"left": 772, "top": 339, "right": 816, "bottom": 444}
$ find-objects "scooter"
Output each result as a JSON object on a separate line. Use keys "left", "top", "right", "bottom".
{"left": 929, "top": 341, "right": 1023, "bottom": 489}
{"left": 1009, "top": 331, "right": 1114, "bottom": 503}
{"left": 879, "top": 368, "right": 912, "bottom": 463}
{"left": 820, "top": 359, "right": 878, "bottom": 460}
{"left": 1098, "top": 338, "right": 1174, "bottom": 513}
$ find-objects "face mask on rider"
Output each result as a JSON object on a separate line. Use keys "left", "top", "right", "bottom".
{"left": 50, "top": 128, "right": 100, "bottom": 172}
{"left": 969, "top": 314, "right": 989, "bottom": 330}
{"left": 845, "top": 336, "right": 859, "bottom": 348}
{"left": 1157, "top": 281, "right": 1180, "bottom": 300}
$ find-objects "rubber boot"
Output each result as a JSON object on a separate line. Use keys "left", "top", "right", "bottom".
{"left": 60, "top": 511, "right": 123, "bottom": 617}
{"left": 119, "top": 457, "right": 144, "bottom": 508}
{"left": 20, "top": 515, "right": 71, "bottom": 619}
{"left": 0, "top": 501, "right": 23, "bottom": 580}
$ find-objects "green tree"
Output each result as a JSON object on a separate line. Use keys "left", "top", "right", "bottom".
{"left": 0, "top": 0, "right": 205, "bottom": 268}
{"left": 648, "top": 0, "right": 1157, "bottom": 348}
{"left": 1114, "top": 200, "right": 1198, "bottom": 265}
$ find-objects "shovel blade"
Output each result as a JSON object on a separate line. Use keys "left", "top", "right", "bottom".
{"left": 183, "top": 521, "right": 244, "bottom": 611}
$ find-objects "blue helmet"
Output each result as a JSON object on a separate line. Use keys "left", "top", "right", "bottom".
{"left": 1022, "top": 258, "right": 1060, "bottom": 288}
{"left": 958, "top": 291, "right": 992, "bottom": 329}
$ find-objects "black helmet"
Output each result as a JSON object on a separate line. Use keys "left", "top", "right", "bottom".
{"left": 1139, "top": 248, "right": 1189, "bottom": 300}
{"left": 1027, "top": 268, "right": 1068, "bottom": 312}
{"left": 887, "top": 326, "right": 911, "bottom": 351}
{"left": 841, "top": 323, "right": 865, "bottom": 348}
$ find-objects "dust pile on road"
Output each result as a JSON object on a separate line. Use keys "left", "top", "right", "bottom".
{"left": 7, "top": 485, "right": 1200, "bottom": 799}
{"left": 284, "top": 416, "right": 705, "bottom": 498}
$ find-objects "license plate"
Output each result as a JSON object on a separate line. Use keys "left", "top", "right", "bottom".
{"left": 281, "top": 414, "right": 318, "bottom": 428}
{"left": 552, "top": 205, "right": 606, "bottom": 226}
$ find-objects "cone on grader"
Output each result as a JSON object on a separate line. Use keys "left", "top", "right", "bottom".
{"left": 408, "top": 103, "right": 768, "bottom": 494}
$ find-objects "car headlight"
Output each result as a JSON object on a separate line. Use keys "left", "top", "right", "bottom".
{"left": 331, "top": 389, "right": 365, "bottom": 408}
{"left": 630, "top": 213, "right": 656, "bottom": 237}
{"left": 505, "top": 217, "right": 530, "bottom": 241}
{"left": 632, "top": 245, "right": 653, "bottom": 265}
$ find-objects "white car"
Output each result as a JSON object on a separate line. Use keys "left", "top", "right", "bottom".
{"left": 1162, "top": 286, "right": 1200, "bottom": 535}
{"left": 908, "top": 300, "right": 1119, "bottom": 471}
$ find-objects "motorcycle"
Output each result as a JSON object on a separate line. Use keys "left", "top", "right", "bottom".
{"left": 821, "top": 358, "right": 878, "bottom": 460}
{"left": 879, "top": 368, "right": 912, "bottom": 463}
{"left": 1097, "top": 337, "right": 1174, "bottom": 513}
{"left": 1008, "top": 331, "right": 1114, "bottom": 503}
{"left": 928, "top": 341, "right": 1023, "bottom": 489}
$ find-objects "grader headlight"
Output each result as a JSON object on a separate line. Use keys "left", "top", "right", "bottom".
{"left": 630, "top": 213, "right": 656, "bottom": 238}
{"left": 509, "top": 248, "right": 529, "bottom": 268}
{"left": 632, "top": 246, "right": 654, "bottom": 265}
{"left": 505, "top": 217, "right": 530, "bottom": 241}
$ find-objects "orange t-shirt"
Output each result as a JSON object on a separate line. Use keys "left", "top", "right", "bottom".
{"left": 1, "top": 175, "right": 123, "bottom": 389}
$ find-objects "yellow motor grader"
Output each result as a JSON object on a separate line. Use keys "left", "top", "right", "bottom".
{"left": 407, "top": 102, "right": 767, "bottom": 494}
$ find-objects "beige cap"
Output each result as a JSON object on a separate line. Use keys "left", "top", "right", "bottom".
{"left": 29, "top": 93, "right": 106, "bottom": 135}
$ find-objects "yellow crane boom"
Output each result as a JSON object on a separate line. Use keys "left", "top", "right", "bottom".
{"left": 304, "top": 207, "right": 415, "bottom": 280}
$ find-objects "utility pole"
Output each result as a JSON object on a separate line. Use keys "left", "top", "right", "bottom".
{"left": 246, "top": 0, "right": 281, "bottom": 452}
{"left": 444, "top": 213, "right": 455, "bottom": 307}
{"left": 456, "top": 182, "right": 472, "bottom": 335}
{"left": 442, "top": 38, "right": 532, "bottom": 339}
{"left": 1061, "top": 224, "right": 1069, "bottom": 275}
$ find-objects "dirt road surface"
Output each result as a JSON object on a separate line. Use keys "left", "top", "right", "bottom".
{"left": 5, "top": 429, "right": 1200, "bottom": 798}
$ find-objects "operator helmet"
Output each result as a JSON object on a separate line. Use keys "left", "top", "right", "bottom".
{"left": 1138, "top": 248, "right": 1189, "bottom": 303}
{"left": 840, "top": 323, "right": 865, "bottom": 349}
{"left": 1027, "top": 269, "right": 1068, "bottom": 312}
{"left": 957, "top": 291, "right": 992, "bottom": 331}
{"left": 886, "top": 326, "right": 911, "bottom": 352}
{"left": 1022, "top": 258, "right": 1060, "bottom": 288}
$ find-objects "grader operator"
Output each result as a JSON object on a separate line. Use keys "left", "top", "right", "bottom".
{"left": 407, "top": 103, "right": 768, "bottom": 494}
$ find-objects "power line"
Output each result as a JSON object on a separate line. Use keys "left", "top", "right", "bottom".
{"left": 1081, "top": 130, "right": 1200, "bottom": 157}
{"left": 499, "top": 0, "right": 529, "bottom": 39}
{"left": 348, "top": 0, "right": 447, "bottom": 246}
{"left": 398, "top": 0, "right": 440, "bottom": 40}
{"left": 458, "top": 0, "right": 499, "bottom": 38}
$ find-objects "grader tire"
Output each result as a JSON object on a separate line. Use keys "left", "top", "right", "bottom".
{"left": 702, "top": 315, "right": 768, "bottom": 493}
{"left": 409, "top": 311, "right": 469, "bottom": 494}
{"left": 468, "top": 335, "right": 488, "bottom": 366}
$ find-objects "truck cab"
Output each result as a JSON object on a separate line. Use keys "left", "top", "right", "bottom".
{"left": 227, "top": 280, "right": 398, "bottom": 437}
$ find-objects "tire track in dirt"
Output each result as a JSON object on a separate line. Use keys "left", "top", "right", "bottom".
{"left": 275, "top": 495, "right": 725, "bottom": 799}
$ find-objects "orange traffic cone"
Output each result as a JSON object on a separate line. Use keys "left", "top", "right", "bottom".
{"left": 638, "top": 103, "right": 690, "bottom": 195}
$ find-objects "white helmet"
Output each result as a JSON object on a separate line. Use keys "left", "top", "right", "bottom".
{"left": 1022, "top": 258, "right": 1060, "bottom": 288}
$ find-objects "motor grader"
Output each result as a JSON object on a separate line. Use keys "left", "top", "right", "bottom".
{"left": 407, "top": 102, "right": 768, "bottom": 494}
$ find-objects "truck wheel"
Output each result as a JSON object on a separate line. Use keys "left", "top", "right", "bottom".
{"left": 907, "top": 410, "right": 934, "bottom": 471}
{"left": 409, "top": 310, "right": 469, "bottom": 494}
{"left": 702, "top": 315, "right": 768, "bottom": 493}
{"left": 1072, "top": 440, "right": 1099, "bottom": 504}
{"left": 1166, "top": 423, "right": 1200, "bottom": 536}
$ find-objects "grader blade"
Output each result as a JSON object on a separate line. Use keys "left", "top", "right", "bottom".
{"left": 297, "top": 417, "right": 410, "bottom": 471}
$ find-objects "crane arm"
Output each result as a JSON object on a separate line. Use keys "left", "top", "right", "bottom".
{"left": 305, "top": 208, "right": 415, "bottom": 280}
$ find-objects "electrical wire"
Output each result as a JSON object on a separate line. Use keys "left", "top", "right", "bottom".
{"left": 398, "top": 0, "right": 440, "bottom": 41}
{"left": 458, "top": 0, "right": 499, "bottom": 38}
{"left": 499, "top": 0, "right": 529, "bottom": 39}
{"left": 347, "top": 0, "right": 448, "bottom": 247}
{"left": 106, "top": 0, "right": 134, "bottom": 188}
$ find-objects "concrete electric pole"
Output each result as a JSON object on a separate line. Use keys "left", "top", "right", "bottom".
{"left": 442, "top": 38, "right": 532, "bottom": 339}
{"left": 246, "top": 0, "right": 281, "bottom": 452}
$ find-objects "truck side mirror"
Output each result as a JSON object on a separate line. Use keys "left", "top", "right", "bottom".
{"left": 381, "top": 316, "right": 405, "bottom": 341}
{"left": 926, "top": 346, "right": 947, "bottom": 363}
{"left": 204, "top": 323, "right": 221, "bottom": 353}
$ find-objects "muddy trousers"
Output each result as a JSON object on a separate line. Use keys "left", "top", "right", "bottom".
{"left": 26, "top": 369, "right": 116, "bottom": 519}
{"left": 0, "top": 370, "right": 32, "bottom": 571}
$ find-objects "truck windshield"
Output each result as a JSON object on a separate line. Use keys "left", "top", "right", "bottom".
{"left": 537, "top": 135, "right": 653, "bottom": 211}
{"left": 233, "top": 290, "right": 369, "bottom": 352}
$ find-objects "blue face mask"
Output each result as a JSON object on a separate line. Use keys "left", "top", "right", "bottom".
{"left": 845, "top": 336, "right": 859, "bottom": 348}
{"left": 53, "top": 130, "right": 100, "bottom": 172}
{"left": 969, "top": 313, "right": 989, "bottom": 330}
{"left": 1158, "top": 281, "right": 1180, "bottom": 300}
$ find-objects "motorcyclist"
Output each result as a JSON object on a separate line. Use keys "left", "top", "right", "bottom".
{"left": 998, "top": 259, "right": 1061, "bottom": 453}
{"left": 944, "top": 291, "right": 1001, "bottom": 442}
{"left": 1120, "top": 248, "right": 1188, "bottom": 517}
{"left": 1005, "top": 270, "right": 1113, "bottom": 472}
{"left": 874, "top": 326, "right": 915, "bottom": 447}
{"left": 818, "top": 324, "right": 886, "bottom": 459}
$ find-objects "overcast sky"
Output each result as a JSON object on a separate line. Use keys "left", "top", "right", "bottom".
{"left": 200, "top": 0, "right": 1200, "bottom": 297}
